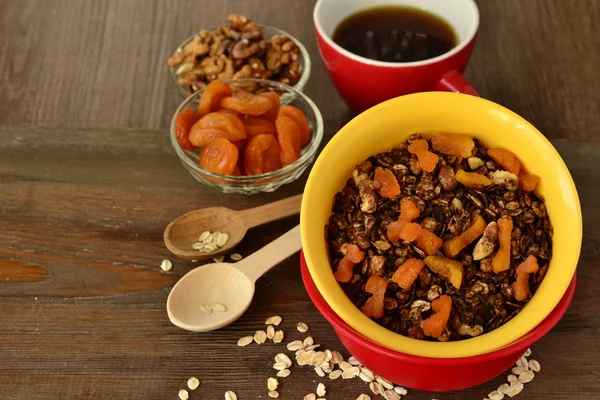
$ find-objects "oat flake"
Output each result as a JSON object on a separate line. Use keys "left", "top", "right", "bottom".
{"left": 254, "top": 330, "right": 267, "bottom": 344}
{"left": 237, "top": 336, "right": 253, "bottom": 347}
{"left": 265, "top": 316, "right": 282, "bottom": 326}
{"left": 178, "top": 389, "right": 189, "bottom": 400}
{"left": 199, "top": 304, "right": 213, "bottom": 314}
{"left": 230, "top": 253, "right": 243, "bottom": 261}
{"left": 297, "top": 322, "right": 309, "bottom": 332}
{"left": 210, "top": 302, "right": 227, "bottom": 312}
{"left": 316, "top": 383, "right": 326, "bottom": 397}
{"left": 266, "top": 325, "right": 275, "bottom": 340}
{"left": 357, "top": 395, "right": 371, "bottom": 400}
{"left": 268, "top": 377, "right": 279, "bottom": 391}
{"left": 268, "top": 391, "right": 279, "bottom": 398}
{"left": 276, "top": 369, "right": 291, "bottom": 378}
{"left": 529, "top": 359, "right": 541, "bottom": 372}
{"left": 304, "top": 394, "right": 316, "bottom": 400}
{"left": 328, "top": 370, "right": 342, "bottom": 380}
{"left": 160, "top": 259, "right": 172, "bottom": 272}
{"left": 187, "top": 377, "right": 200, "bottom": 390}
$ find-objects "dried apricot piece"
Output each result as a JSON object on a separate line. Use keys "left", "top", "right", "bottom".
{"left": 221, "top": 91, "right": 273, "bottom": 116}
{"left": 396, "top": 222, "right": 442, "bottom": 255}
{"left": 189, "top": 128, "right": 228, "bottom": 148}
{"left": 244, "top": 134, "right": 282, "bottom": 175}
{"left": 407, "top": 139, "right": 439, "bottom": 172}
{"left": 392, "top": 258, "right": 425, "bottom": 290}
{"left": 492, "top": 216, "right": 513, "bottom": 273}
{"left": 278, "top": 105, "right": 311, "bottom": 146}
{"left": 422, "top": 295, "right": 452, "bottom": 338}
{"left": 431, "top": 133, "right": 475, "bottom": 158}
{"left": 199, "top": 138, "right": 238, "bottom": 175}
{"left": 416, "top": 229, "right": 443, "bottom": 256}
{"left": 276, "top": 116, "right": 302, "bottom": 166}
{"left": 488, "top": 148, "right": 521, "bottom": 175}
{"left": 512, "top": 255, "right": 540, "bottom": 301}
{"left": 361, "top": 275, "right": 388, "bottom": 320}
{"left": 243, "top": 117, "right": 277, "bottom": 139}
{"left": 174, "top": 108, "right": 199, "bottom": 150}
{"left": 374, "top": 167, "right": 401, "bottom": 198}
{"left": 259, "top": 92, "right": 281, "bottom": 122}
{"left": 424, "top": 256, "right": 464, "bottom": 289}
{"left": 198, "top": 79, "right": 233, "bottom": 117}
{"left": 397, "top": 222, "right": 422, "bottom": 242}
{"left": 455, "top": 170, "right": 492, "bottom": 187}
{"left": 334, "top": 244, "right": 365, "bottom": 283}
{"left": 443, "top": 214, "right": 487, "bottom": 257}
{"left": 519, "top": 170, "right": 541, "bottom": 192}
{"left": 386, "top": 200, "right": 420, "bottom": 243}
{"left": 196, "top": 111, "right": 246, "bottom": 142}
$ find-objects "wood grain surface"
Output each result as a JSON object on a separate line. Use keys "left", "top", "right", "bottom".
{"left": 0, "top": 0, "right": 598, "bottom": 399}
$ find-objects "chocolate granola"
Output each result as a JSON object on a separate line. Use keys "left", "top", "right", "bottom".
{"left": 325, "top": 134, "right": 552, "bottom": 342}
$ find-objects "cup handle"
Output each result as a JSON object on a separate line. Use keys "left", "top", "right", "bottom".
{"left": 435, "top": 70, "right": 480, "bottom": 97}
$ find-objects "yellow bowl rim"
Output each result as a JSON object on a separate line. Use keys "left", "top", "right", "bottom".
{"left": 301, "top": 91, "right": 582, "bottom": 358}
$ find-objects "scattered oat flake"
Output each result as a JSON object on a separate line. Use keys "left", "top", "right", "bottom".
{"left": 317, "top": 383, "right": 326, "bottom": 397}
{"left": 529, "top": 359, "right": 541, "bottom": 372}
{"left": 348, "top": 356, "right": 360, "bottom": 366}
{"left": 518, "top": 370, "right": 535, "bottom": 383}
{"left": 268, "top": 391, "right": 279, "bottom": 398}
{"left": 273, "top": 362, "right": 288, "bottom": 371}
{"left": 275, "top": 353, "right": 292, "bottom": 367}
{"left": 507, "top": 374, "right": 518, "bottom": 382}
{"left": 339, "top": 361, "right": 352, "bottom": 371}
{"left": 287, "top": 340, "right": 304, "bottom": 351}
{"left": 488, "top": 390, "right": 503, "bottom": 400}
{"left": 359, "top": 368, "right": 375, "bottom": 382}
{"left": 230, "top": 253, "right": 243, "bottom": 261}
{"left": 254, "top": 330, "right": 267, "bottom": 344}
{"left": 383, "top": 390, "right": 400, "bottom": 400}
{"left": 160, "top": 259, "right": 172, "bottom": 272}
{"left": 498, "top": 383, "right": 510, "bottom": 395}
{"left": 332, "top": 351, "right": 344, "bottom": 364}
{"left": 213, "top": 255, "right": 225, "bottom": 263}
{"left": 199, "top": 304, "right": 213, "bottom": 314}
{"left": 178, "top": 389, "right": 189, "bottom": 400}
{"left": 265, "top": 316, "right": 283, "bottom": 325}
{"left": 376, "top": 376, "right": 394, "bottom": 390}
{"left": 267, "top": 325, "right": 275, "bottom": 340}
{"left": 357, "top": 395, "right": 371, "bottom": 400}
{"left": 273, "top": 330, "right": 284, "bottom": 343}
{"left": 516, "top": 356, "right": 528, "bottom": 369}
{"left": 237, "top": 336, "right": 254, "bottom": 347}
{"left": 187, "top": 377, "right": 200, "bottom": 390}
{"left": 369, "top": 382, "right": 380, "bottom": 395}
{"left": 524, "top": 348, "right": 532, "bottom": 357}
{"left": 297, "top": 322, "right": 309, "bottom": 332}
{"left": 506, "top": 383, "right": 524, "bottom": 397}
{"left": 315, "top": 366, "right": 325, "bottom": 377}
{"left": 329, "top": 370, "right": 342, "bottom": 380}
{"left": 304, "top": 394, "right": 316, "bottom": 400}
{"left": 394, "top": 386, "right": 408, "bottom": 395}
{"left": 210, "top": 302, "right": 227, "bottom": 312}
{"left": 276, "top": 369, "right": 291, "bottom": 378}
{"left": 511, "top": 366, "right": 527, "bottom": 375}
{"left": 225, "top": 390, "right": 237, "bottom": 400}
{"left": 217, "top": 232, "right": 229, "bottom": 247}
{"left": 303, "top": 336, "right": 314, "bottom": 346}
{"left": 268, "top": 377, "right": 279, "bottom": 391}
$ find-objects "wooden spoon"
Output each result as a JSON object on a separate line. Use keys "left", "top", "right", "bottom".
{"left": 166, "top": 225, "right": 301, "bottom": 332}
{"left": 163, "top": 194, "right": 302, "bottom": 261}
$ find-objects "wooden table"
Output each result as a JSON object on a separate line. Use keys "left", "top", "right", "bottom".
{"left": 1, "top": 0, "right": 598, "bottom": 399}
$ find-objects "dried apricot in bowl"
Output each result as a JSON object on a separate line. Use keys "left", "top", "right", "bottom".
{"left": 174, "top": 108, "right": 199, "bottom": 150}
{"left": 198, "top": 79, "right": 233, "bottom": 117}
{"left": 221, "top": 91, "right": 273, "bottom": 116}
{"left": 199, "top": 138, "right": 239, "bottom": 175}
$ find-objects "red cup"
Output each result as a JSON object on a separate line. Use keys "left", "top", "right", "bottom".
{"left": 313, "top": 0, "right": 480, "bottom": 113}
{"left": 300, "top": 251, "right": 577, "bottom": 392}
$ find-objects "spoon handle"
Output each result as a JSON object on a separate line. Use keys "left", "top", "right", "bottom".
{"left": 235, "top": 225, "right": 301, "bottom": 282}
{"left": 237, "top": 194, "right": 302, "bottom": 229}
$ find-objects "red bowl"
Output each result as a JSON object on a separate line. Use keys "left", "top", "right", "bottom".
{"left": 300, "top": 251, "right": 576, "bottom": 392}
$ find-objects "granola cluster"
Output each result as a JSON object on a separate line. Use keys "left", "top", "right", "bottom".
{"left": 169, "top": 14, "right": 301, "bottom": 93}
{"left": 325, "top": 134, "right": 552, "bottom": 342}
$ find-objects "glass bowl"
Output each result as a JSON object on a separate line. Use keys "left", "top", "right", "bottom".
{"left": 169, "top": 24, "right": 311, "bottom": 98}
{"left": 169, "top": 78, "right": 324, "bottom": 195}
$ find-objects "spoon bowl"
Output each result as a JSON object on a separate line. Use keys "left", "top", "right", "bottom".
{"left": 167, "top": 263, "right": 254, "bottom": 332}
{"left": 164, "top": 194, "right": 302, "bottom": 261}
{"left": 167, "top": 225, "right": 301, "bottom": 332}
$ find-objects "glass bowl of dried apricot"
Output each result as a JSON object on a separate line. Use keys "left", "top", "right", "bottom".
{"left": 170, "top": 78, "right": 323, "bottom": 194}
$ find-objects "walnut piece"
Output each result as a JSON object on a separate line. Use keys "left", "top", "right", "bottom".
{"left": 473, "top": 221, "right": 499, "bottom": 260}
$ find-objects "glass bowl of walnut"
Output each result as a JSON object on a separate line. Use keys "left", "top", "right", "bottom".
{"left": 168, "top": 14, "right": 311, "bottom": 97}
